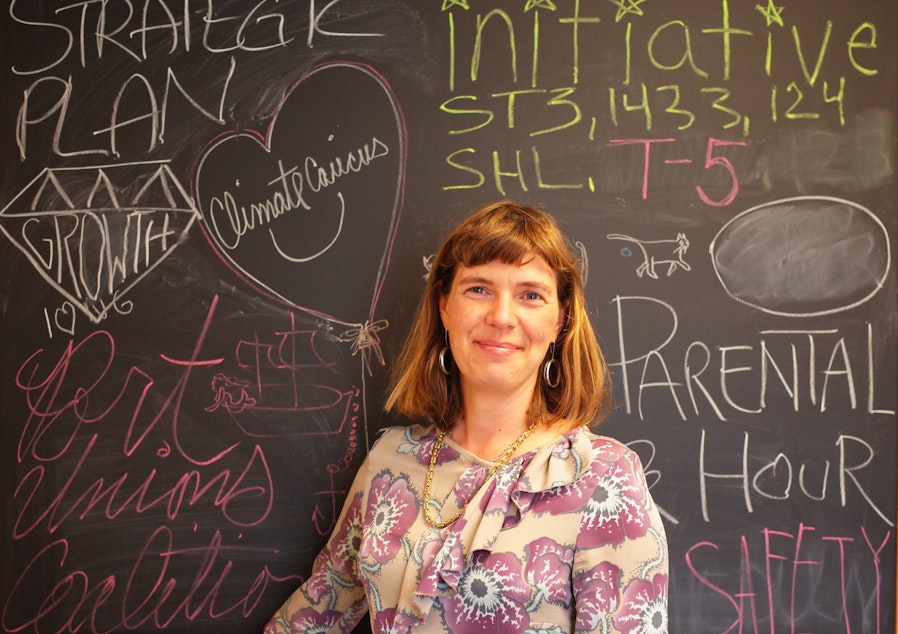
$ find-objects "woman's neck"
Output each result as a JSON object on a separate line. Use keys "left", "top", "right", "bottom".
{"left": 450, "top": 388, "right": 539, "bottom": 460}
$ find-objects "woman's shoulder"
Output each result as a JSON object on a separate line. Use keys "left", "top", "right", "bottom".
{"left": 368, "top": 423, "right": 435, "bottom": 455}
{"left": 576, "top": 427, "right": 652, "bottom": 480}
{"left": 546, "top": 425, "right": 630, "bottom": 455}
{"left": 579, "top": 427, "right": 634, "bottom": 455}
{"left": 374, "top": 422, "right": 432, "bottom": 440}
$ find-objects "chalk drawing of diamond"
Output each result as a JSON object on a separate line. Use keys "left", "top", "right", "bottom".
{"left": 0, "top": 161, "right": 198, "bottom": 323}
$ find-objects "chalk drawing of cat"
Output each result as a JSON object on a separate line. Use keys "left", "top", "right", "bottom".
{"left": 607, "top": 232, "right": 692, "bottom": 279}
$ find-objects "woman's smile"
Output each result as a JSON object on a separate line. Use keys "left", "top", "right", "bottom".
{"left": 476, "top": 339, "right": 521, "bottom": 354}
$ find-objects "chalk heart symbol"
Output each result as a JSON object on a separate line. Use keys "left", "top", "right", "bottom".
{"left": 54, "top": 301, "right": 76, "bottom": 336}
{"left": 195, "top": 63, "right": 404, "bottom": 325}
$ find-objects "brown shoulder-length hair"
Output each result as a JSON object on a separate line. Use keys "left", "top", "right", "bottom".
{"left": 384, "top": 200, "right": 610, "bottom": 432}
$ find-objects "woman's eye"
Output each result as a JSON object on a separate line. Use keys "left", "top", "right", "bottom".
{"left": 524, "top": 292, "right": 543, "bottom": 301}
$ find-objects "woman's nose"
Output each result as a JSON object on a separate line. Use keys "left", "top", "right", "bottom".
{"left": 486, "top": 293, "right": 516, "bottom": 327}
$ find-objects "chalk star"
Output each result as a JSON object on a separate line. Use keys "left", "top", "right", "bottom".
{"left": 442, "top": 0, "right": 470, "bottom": 10}
{"left": 756, "top": 0, "right": 785, "bottom": 27}
{"left": 607, "top": 0, "right": 648, "bottom": 22}
{"left": 525, "top": 0, "right": 557, "bottom": 11}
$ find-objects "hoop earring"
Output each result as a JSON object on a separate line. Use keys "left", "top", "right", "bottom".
{"left": 438, "top": 331, "right": 452, "bottom": 376}
{"left": 543, "top": 342, "right": 561, "bottom": 388}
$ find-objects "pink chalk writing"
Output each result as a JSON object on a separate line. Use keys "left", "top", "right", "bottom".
{"left": 4, "top": 296, "right": 365, "bottom": 630}
{"left": 3, "top": 527, "right": 302, "bottom": 632}
{"left": 685, "top": 523, "right": 893, "bottom": 633}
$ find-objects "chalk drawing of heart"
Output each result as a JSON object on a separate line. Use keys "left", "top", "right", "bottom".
{"left": 194, "top": 62, "right": 406, "bottom": 330}
{"left": 54, "top": 301, "right": 76, "bottom": 335}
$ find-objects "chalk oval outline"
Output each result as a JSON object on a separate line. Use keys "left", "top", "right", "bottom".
{"left": 709, "top": 195, "right": 891, "bottom": 318}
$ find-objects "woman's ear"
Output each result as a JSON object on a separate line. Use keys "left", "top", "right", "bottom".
{"left": 555, "top": 309, "right": 566, "bottom": 338}
{"left": 439, "top": 293, "right": 449, "bottom": 329}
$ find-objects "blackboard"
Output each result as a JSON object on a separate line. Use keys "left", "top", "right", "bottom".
{"left": 1, "top": 1, "right": 895, "bottom": 632}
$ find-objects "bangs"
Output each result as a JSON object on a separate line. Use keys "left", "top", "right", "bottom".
{"left": 433, "top": 201, "right": 578, "bottom": 301}
{"left": 445, "top": 205, "right": 557, "bottom": 269}
{"left": 453, "top": 229, "right": 536, "bottom": 268}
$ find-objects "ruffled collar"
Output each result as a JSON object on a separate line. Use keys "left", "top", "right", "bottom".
{"left": 404, "top": 426, "right": 596, "bottom": 627}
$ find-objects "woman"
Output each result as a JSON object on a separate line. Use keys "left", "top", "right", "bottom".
{"left": 266, "top": 201, "right": 668, "bottom": 633}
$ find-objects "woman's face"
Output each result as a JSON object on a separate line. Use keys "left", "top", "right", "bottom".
{"left": 439, "top": 253, "right": 564, "bottom": 399}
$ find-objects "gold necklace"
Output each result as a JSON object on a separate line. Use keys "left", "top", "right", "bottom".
{"left": 422, "top": 422, "right": 536, "bottom": 529}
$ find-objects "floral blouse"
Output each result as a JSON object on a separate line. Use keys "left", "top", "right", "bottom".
{"left": 267, "top": 424, "right": 668, "bottom": 633}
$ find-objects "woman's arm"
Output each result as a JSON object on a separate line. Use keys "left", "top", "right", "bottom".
{"left": 572, "top": 444, "right": 669, "bottom": 633}
{"left": 265, "top": 460, "right": 372, "bottom": 634}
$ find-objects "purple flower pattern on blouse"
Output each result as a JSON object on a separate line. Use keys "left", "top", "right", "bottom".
{"left": 524, "top": 536, "right": 575, "bottom": 606}
{"left": 273, "top": 426, "right": 668, "bottom": 633}
{"left": 360, "top": 470, "right": 418, "bottom": 565}
{"left": 531, "top": 443, "right": 652, "bottom": 549}
{"left": 288, "top": 608, "right": 342, "bottom": 632}
{"left": 373, "top": 608, "right": 407, "bottom": 634}
{"left": 578, "top": 458, "right": 652, "bottom": 548}
{"left": 402, "top": 426, "right": 460, "bottom": 465}
{"left": 614, "top": 573, "right": 669, "bottom": 633}
{"left": 442, "top": 550, "right": 532, "bottom": 634}
{"left": 330, "top": 492, "right": 363, "bottom": 575}
{"left": 298, "top": 491, "right": 364, "bottom": 608}
{"left": 573, "top": 560, "right": 623, "bottom": 632}
{"left": 416, "top": 522, "right": 466, "bottom": 599}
